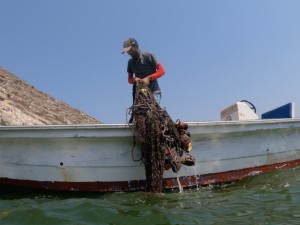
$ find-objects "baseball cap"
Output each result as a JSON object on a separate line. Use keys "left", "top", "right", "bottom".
{"left": 122, "top": 38, "right": 138, "bottom": 54}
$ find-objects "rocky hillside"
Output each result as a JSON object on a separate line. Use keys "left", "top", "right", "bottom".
{"left": 0, "top": 67, "right": 101, "bottom": 125}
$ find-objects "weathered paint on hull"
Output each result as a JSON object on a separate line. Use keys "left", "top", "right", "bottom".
{"left": 1, "top": 158, "right": 299, "bottom": 192}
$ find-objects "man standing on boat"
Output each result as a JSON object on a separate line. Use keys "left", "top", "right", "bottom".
{"left": 122, "top": 38, "right": 165, "bottom": 104}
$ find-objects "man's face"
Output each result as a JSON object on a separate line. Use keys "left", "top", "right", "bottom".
{"left": 127, "top": 47, "right": 139, "bottom": 57}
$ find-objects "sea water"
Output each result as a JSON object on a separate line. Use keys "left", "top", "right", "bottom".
{"left": 1, "top": 166, "right": 300, "bottom": 225}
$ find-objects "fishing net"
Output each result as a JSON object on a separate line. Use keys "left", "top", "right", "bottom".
{"left": 127, "top": 81, "right": 195, "bottom": 193}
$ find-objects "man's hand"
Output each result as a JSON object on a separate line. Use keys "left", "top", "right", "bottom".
{"left": 134, "top": 77, "right": 141, "bottom": 83}
{"left": 142, "top": 76, "right": 151, "bottom": 85}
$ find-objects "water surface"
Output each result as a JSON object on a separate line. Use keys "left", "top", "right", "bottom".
{"left": 1, "top": 167, "right": 300, "bottom": 225}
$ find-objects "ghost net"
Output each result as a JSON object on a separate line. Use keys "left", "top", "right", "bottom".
{"left": 128, "top": 81, "right": 195, "bottom": 193}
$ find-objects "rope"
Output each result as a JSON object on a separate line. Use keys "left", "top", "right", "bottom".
{"left": 127, "top": 81, "right": 195, "bottom": 192}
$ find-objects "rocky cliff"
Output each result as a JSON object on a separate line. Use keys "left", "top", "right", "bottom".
{"left": 0, "top": 67, "right": 101, "bottom": 125}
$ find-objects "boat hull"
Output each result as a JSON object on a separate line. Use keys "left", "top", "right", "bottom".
{"left": 1, "top": 159, "right": 300, "bottom": 192}
{"left": 1, "top": 119, "right": 300, "bottom": 192}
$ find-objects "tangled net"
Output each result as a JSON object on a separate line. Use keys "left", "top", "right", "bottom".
{"left": 127, "top": 81, "right": 195, "bottom": 193}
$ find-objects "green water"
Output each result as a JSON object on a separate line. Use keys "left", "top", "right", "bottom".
{"left": 1, "top": 167, "right": 300, "bottom": 225}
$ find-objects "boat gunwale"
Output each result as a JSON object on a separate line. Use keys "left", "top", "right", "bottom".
{"left": 0, "top": 118, "right": 299, "bottom": 130}
{"left": 0, "top": 118, "right": 300, "bottom": 139}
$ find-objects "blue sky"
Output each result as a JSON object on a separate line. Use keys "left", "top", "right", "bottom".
{"left": 1, "top": 0, "right": 300, "bottom": 123}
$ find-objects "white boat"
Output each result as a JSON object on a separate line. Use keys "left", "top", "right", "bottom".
{"left": 0, "top": 102, "right": 300, "bottom": 192}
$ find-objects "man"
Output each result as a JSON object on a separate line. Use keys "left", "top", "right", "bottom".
{"left": 122, "top": 38, "right": 165, "bottom": 104}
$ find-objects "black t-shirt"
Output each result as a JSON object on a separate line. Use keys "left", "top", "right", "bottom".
{"left": 127, "top": 52, "right": 161, "bottom": 94}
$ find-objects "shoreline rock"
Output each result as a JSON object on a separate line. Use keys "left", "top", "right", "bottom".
{"left": 0, "top": 67, "right": 101, "bottom": 125}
